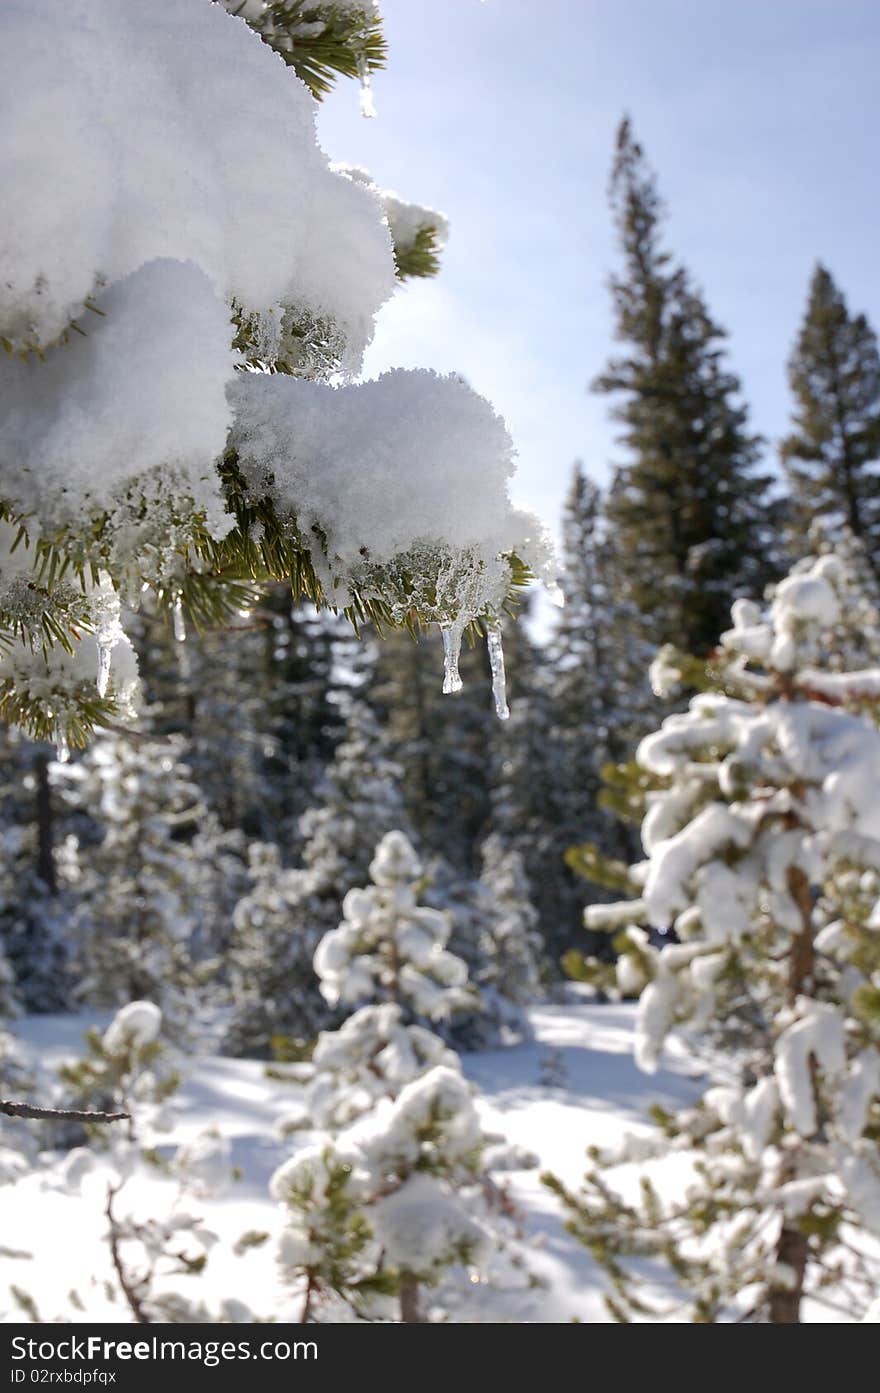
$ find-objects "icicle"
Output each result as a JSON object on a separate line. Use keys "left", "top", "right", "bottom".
{"left": 486, "top": 624, "right": 510, "bottom": 720}
{"left": 356, "top": 53, "right": 377, "bottom": 118}
{"left": 440, "top": 619, "right": 464, "bottom": 695}
{"left": 54, "top": 728, "right": 70, "bottom": 765}
{"left": 96, "top": 638, "right": 113, "bottom": 699}
{"left": 172, "top": 597, "right": 187, "bottom": 644}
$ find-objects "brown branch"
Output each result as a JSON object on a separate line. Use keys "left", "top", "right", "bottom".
{"left": 105, "top": 1185, "right": 151, "bottom": 1325}
{"left": 1, "top": 1098, "right": 129, "bottom": 1124}
{"left": 300, "top": 1269, "right": 317, "bottom": 1324}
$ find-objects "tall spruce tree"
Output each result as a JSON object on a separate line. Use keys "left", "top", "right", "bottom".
{"left": 781, "top": 264, "right": 880, "bottom": 574}
{"left": 595, "top": 118, "right": 775, "bottom": 657}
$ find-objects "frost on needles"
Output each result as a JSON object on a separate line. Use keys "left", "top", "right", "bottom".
{"left": 0, "top": 0, "right": 548, "bottom": 751}
{"left": 548, "top": 550, "right": 880, "bottom": 1323}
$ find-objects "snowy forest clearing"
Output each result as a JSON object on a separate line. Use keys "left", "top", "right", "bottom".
{"left": 3, "top": 997, "right": 696, "bottom": 1323}
{"left": 4, "top": 995, "right": 861, "bottom": 1325}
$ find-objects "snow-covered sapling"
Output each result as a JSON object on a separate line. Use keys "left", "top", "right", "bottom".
{"left": 272, "top": 1065, "right": 492, "bottom": 1323}
{"left": 57, "top": 1001, "right": 178, "bottom": 1144}
{"left": 274, "top": 833, "right": 534, "bottom": 1321}
{"left": 313, "top": 831, "right": 474, "bottom": 1022}
{"left": 547, "top": 553, "right": 880, "bottom": 1322}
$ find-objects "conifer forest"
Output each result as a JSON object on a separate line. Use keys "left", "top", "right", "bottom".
{"left": 0, "top": 0, "right": 878, "bottom": 1335}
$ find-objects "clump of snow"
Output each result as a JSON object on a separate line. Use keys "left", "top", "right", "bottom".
{"left": 0, "top": 0, "right": 397, "bottom": 560}
{"left": 228, "top": 368, "right": 539, "bottom": 621}
{"left": 337, "top": 165, "right": 449, "bottom": 261}
{"left": 0, "top": 260, "right": 236, "bottom": 536}
{"left": 102, "top": 1000, "right": 162, "bottom": 1057}
{"left": 373, "top": 1172, "right": 489, "bottom": 1274}
{"left": 0, "top": 0, "right": 394, "bottom": 361}
{"left": 774, "top": 999, "right": 847, "bottom": 1137}
{"left": 370, "top": 830, "right": 421, "bottom": 885}
{"left": 338, "top": 1065, "right": 482, "bottom": 1193}
{"left": 270, "top": 1145, "right": 342, "bottom": 1207}
{"left": 307, "top": 1002, "right": 458, "bottom": 1131}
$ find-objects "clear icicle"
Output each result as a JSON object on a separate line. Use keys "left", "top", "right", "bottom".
{"left": 54, "top": 729, "right": 70, "bottom": 765}
{"left": 441, "top": 620, "right": 464, "bottom": 695}
{"left": 486, "top": 625, "right": 510, "bottom": 721}
{"left": 172, "top": 597, "right": 187, "bottom": 643}
{"left": 356, "top": 53, "right": 377, "bottom": 118}
{"left": 93, "top": 570, "right": 121, "bottom": 698}
{"left": 96, "top": 638, "right": 113, "bottom": 699}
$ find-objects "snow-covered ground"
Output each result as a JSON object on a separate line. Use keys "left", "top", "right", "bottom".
{"left": 2, "top": 994, "right": 715, "bottom": 1324}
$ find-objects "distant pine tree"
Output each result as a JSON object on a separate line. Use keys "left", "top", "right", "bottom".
{"left": 367, "top": 627, "right": 496, "bottom": 876}
{"left": 543, "top": 464, "right": 651, "bottom": 955}
{"left": 595, "top": 118, "right": 776, "bottom": 657}
{"left": 224, "top": 702, "right": 408, "bottom": 1057}
{"left": 781, "top": 264, "right": 880, "bottom": 575}
{"left": 57, "top": 731, "right": 226, "bottom": 1038}
{"left": 0, "top": 730, "right": 69, "bottom": 1012}
{"left": 134, "top": 588, "right": 352, "bottom": 847}
{"left": 487, "top": 601, "right": 575, "bottom": 960}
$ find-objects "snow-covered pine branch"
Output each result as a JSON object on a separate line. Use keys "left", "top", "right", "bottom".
{"left": 0, "top": 0, "right": 548, "bottom": 751}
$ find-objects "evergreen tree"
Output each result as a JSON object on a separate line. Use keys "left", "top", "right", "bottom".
{"left": 595, "top": 118, "right": 775, "bottom": 657}
{"left": 57, "top": 732, "right": 225, "bottom": 1037}
{"left": 781, "top": 264, "right": 880, "bottom": 574}
{"left": 272, "top": 830, "right": 531, "bottom": 1323}
{"left": 485, "top": 596, "right": 576, "bottom": 959}
{"left": 314, "top": 831, "right": 473, "bottom": 1023}
{"left": 547, "top": 552, "right": 880, "bottom": 1322}
{"left": 0, "top": 729, "right": 70, "bottom": 1010}
{"left": 367, "top": 626, "right": 496, "bottom": 875}
{"left": 471, "top": 833, "right": 541, "bottom": 1035}
{"left": 135, "top": 588, "right": 352, "bottom": 847}
{"left": 224, "top": 702, "right": 408, "bottom": 1056}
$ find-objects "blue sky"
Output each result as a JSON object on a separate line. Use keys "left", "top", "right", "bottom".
{"left": 317, "top": 0, "right": 879, "bottom": 542}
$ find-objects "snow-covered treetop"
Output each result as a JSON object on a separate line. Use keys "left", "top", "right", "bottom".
{"left": 272, "top": 1064, "right": 490, "bottom": 1295}
{"left": 0, "top": 0, "right": 547, "bottom": 748}
{"left": 313, "top": 831, "right": 473, "bottom": 1020}
{"left": 303, "top": 1001, "right": 459, "bottom": 1132}
{"left": 102, "top": 1001, "right": 163, "bottom": 1059}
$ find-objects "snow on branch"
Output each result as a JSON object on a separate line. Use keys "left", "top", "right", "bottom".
{"left": 1, "top": 1099, "right": 129, "bottom": 1124}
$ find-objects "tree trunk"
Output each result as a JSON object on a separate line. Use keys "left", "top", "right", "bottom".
{"left": 768, "top": 1226, "right": 809, "bottom": 1325}
{"left": 35, "top": 749, "right": 57, "bottom": 894}
{"left": 767, "top": 864, "right": 816, "bottom": 1323}
{"left": 399, "top": 1272, "right": 421, "bottom": 1323}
